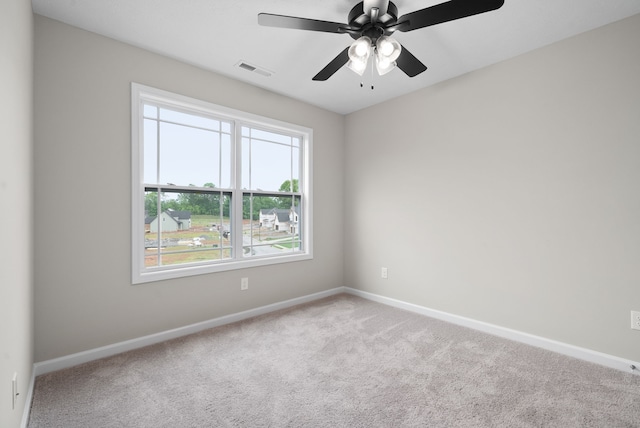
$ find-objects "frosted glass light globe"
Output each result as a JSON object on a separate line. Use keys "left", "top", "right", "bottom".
{"left": 379, "top": 39, "right": 394, "bottom": 56}
{"left": 354, "top": 40, "right": 370, "bottom": 57}
{"left": 352, "top": 59, "right": 367, "bottom": 71}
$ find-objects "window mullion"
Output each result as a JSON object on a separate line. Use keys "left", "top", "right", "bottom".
{"left": 218, "top": 122, "right": 222, "bottom": 198}
{"left": 232, "top": 121, "right": 244, "bottom": 261}
{"left": 155, "top": 110, "right": 161, "bottom": 185}
{"left": 155, "top": 115, "right": 162, "bottom": 267}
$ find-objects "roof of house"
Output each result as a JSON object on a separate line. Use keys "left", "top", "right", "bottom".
{"left": 166, "top": 209, "right": 191, "bottom": 220}
{"left": 260, "top": 208, "right": 292, "bottom": 222}
{"left": 145, "top": 209, "right": 191, "bottom": 224}
{"left": 275, "top": 210, "right": 290, "bottom": 222}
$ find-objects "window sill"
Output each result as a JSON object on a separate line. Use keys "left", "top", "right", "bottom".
{"left": 132, "top": 252, "right": 313, "bottom": 284}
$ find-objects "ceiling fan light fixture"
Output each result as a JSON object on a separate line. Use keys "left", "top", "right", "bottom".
{"left": 348, "top": 36, "right": 372, "bottom": 61}
{"left": 376, "top": 36, "right": 401, "bottom": 62}
{"left": 347, "top": 36, "right": 372, "bottom": 76}
{"left": 347, "top": 58, "right": 368, "bottom": 75}
{"left": 375, "top": 55, "right": 396, "bottom": 75}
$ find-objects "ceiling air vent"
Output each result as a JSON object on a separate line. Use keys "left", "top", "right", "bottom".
{"left": 235, "top": 61, "right": 273, "bottom": 77}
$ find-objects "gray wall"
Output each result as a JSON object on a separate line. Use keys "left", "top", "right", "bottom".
{"left": 345, "top": 14, "right": 640, "bottom": 362}
{"left": 34, "top": 16, "right": 345, "bottom": 362}
{"left": 33, "top": 11, "right": 640, "bottom": 367}
{"left": 0, "top": 1, "right": 33, "bottom": 427}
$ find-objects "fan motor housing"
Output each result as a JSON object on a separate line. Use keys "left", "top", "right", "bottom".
{"left": 347, "top": 1, "right": 399, "bottom": 41}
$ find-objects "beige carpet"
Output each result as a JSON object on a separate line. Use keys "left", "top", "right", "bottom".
{"left": 28, "top": 294, "right": 640, "bottom": 427}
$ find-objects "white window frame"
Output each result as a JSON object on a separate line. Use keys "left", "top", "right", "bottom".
{"left": 131, "top": 83, "right": 313, "bottom": 284}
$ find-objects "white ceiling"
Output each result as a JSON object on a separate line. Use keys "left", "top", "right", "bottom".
{"left": 32, "top": 0, "right": 640, "bottom": 115}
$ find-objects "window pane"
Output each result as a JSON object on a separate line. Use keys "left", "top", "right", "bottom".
{"left": 242, "top": 137, "right": 250, "bottom": 190}
{"left": 242, "top": 194, "right": 301, "bottom": 257}
{"left": 240, "top": 127, "right": 301, "bottom": 192}
{"left": 220, "top": 133, "right": 232, "bottom": 189}
{"left": 144, "top": 190, "right": 160, "bottom": 267}
{"left": 159, "top": 122, "right": 221, "bottom": 187}
{"left": 143, "top": 119, "right": 158, "bottom": 184}
{"left": 144, "top": 190, "right": 232, "bottom": 268}
{"left": 292, "top": 147, "right": 300, "bottom": 189}
{"left": 250, "top": 140, "right": 293, "bottom": 191}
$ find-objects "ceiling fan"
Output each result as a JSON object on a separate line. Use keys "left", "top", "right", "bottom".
{"left": 258, "top": 0, "right": 505, "bottom": 81}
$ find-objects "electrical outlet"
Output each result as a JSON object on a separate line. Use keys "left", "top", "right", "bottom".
{"left": 12, "top": 372, "right": 18, "bottom": 410}
{"left": 381, "top": 267, "right": 388, "bottom": 279}
{"left": 241, "top": 277, "right": 249, "bottom": 291}
{"left": 631, "top": 311, "right": 640, "bottom": 331}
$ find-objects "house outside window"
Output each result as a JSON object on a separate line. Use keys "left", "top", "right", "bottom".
{"left": 131, "top": 83, "right": 312, "bottom": 284}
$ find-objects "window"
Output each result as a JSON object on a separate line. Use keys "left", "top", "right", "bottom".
{"left": 132, "top": 83, "right": 312, "bottom": 284}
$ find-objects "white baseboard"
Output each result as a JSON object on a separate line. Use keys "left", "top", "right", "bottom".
{"left": 20, "top": 370, "right": 35, "bottom": 428}
{"left": 343, "top": 287, "right": 640, "bottom": 376}
{"left": 32, "top": 286, "right": 346, "bottom": 377}
{"left": 30, "top": 285, "right": 640, "bottom": 377}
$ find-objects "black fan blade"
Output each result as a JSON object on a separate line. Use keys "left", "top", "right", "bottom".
{"left": 312, "top": 47, "right": 350, "bottom": 81}
{"left": 397, "top": 0, "right": 504, "bottom": 32}
{"left": 396, "top": 45, "right": 428, "bottom": 77}
{"left": 258, "top": 13, "right": 350, "bottom": 34}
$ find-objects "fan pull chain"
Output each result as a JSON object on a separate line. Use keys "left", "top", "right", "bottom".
{"left": 370, "top": 60, "right": 375, "bottom": 90}
{"left": 358, "top": 63, "right": 375, "bottom": 90}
